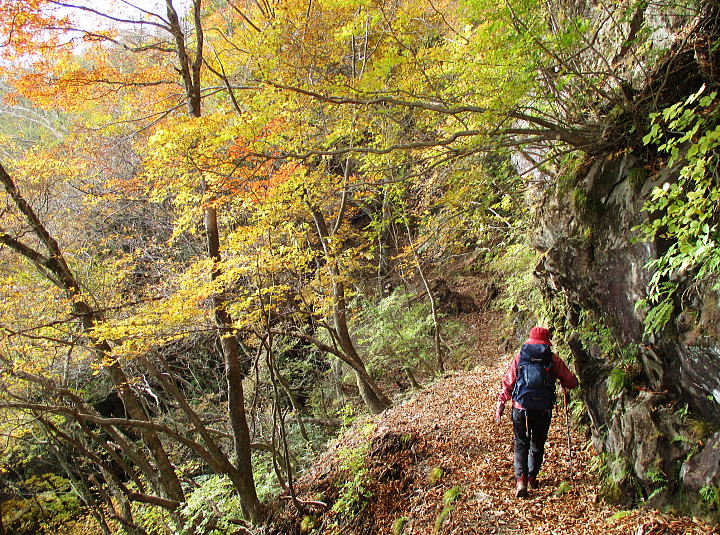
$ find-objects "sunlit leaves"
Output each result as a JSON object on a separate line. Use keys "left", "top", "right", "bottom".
{"left": 91, "top": 256, "right": 215, "bottom": 358}
{"left": 636, "top": 86, "right": 720, "bottom": 334}
{"left": 0, "top": 265, "right": 86, "bottom": 380}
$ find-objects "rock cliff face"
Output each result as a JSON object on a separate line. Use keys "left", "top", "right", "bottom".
{"left": 522, "top": 0, "right": 720, "bottom": 518}
{"left": 486, "top": 0, "right": 720, "bottom": 518}
{"left": 534, "top": 147, "right": 720, "bottom": 514}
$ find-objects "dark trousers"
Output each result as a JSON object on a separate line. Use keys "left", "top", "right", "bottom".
{"left": 512, "top": 408, "right": 551, "bottom": 479}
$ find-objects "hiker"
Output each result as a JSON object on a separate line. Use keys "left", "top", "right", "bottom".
{"left": 495, "top": 326, "right": 578, "bottom": 498}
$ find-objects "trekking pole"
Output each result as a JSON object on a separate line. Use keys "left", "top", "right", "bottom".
{"left": 562, "top": 388, "right": 573, "bottom": 477}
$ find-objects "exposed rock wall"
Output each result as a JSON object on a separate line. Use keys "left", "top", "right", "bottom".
{"left": 520, "top": 0, "right": 720, "bottom": 518}
{"left": 534, "top": 147, "right": 720, "bottom": 515}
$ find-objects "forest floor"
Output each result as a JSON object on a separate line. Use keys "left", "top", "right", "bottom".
{"left": 273, "top": 309, "right": 719, "bottom": 535}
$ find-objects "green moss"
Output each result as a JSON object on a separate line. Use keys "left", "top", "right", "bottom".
{"left": 442, "top": 486, "right": 462, "bottom": 506}
{"left": 627, "top": 166, "right": 647, "bottom": 191}
{"left": 555, "top": 152, "right": 588, "bottom": 194}
{"left": 393, "top": 516, "right": 409, "bottom": 535}
{"left": 301, "top": 515, "right": 317, "bottom": 533}
{"left": 554, "top": 481, "right": 572, "bottom": 496}
{"left": 428, "top": 467, "right": 444, "bottom": 485}
{"left": 609, "top": 510, "right": 633, "bottom": 521}
{"left": 434, "top": 506, "right": 452, "bottom": 533}
{"left": 687, "top": 418, "right": 717, "bottom": 442}
{"left": 572, "top": 188, "right": 587, "bottom": 210}
{"left": 434, "top": 486, "right": 463, "bottom": 533}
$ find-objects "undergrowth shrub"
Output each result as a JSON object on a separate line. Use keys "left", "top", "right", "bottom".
{"left": 133, "top": 474, "right": 246, "bottom": 535}
{"left": 590, "top": 452, "right": 638, "bottom": 503}
{"left": 490, "top": 241, "right": 543, "bottom": 322}
{"left": 573, "top": 309, "right": 641, "bottom": 399}
{"left": 180, "top": 475, "right": 245, "bottom": 534}
{"left": 3, "top": 474, "right": 83, "bottom": 535}
{"left": 636, "top": 85, "right": 720, "bottom": 335}
{"left": 607, "top": 367, "right": 633, "bottom": 399}
{"left": 699, "top": 485, "right": 720, "bottom": 510}
{"left": 327, "top": 424, "right": 375, "bottom": 530}
{"left": 352, "top": 289, "right": 468, "bottom": 381}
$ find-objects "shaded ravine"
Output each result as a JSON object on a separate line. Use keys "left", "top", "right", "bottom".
{"left": 276, "top": 344, "right": 717, "bottom": 534}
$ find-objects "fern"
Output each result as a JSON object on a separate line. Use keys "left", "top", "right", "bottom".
{"left": 607, "top": 367, "right": 630, "bottom": 398}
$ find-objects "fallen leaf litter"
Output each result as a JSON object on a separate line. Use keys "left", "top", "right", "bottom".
{"left": 274, "top": 312, "right": 718, "bottom": 535}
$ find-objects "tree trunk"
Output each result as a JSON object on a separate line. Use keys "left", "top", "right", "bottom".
{"left": 0, "top": 495, "right": 5, "bottom": 535}
{"left": 167, "top": 0, "right": 264, "bottom": 519}
{"left": 331, "top": 295, "right": 391, "bottom": 413}
{"left": 354, "top": 371, "right": 390, "bottom": 414}
{"left": 377, "top": 189, "right": 391, "bottom": 296}
{"left": 204, "top": 205, "right": 264, "bottom": 524}
{"left": 404, "top": 219, "right": 444, "bottom": 374}
{"left": 307, "top": 201, "right": 390, "bottom": 413}
{"left": 104, "top": 361, "right": 185, "bottom": 502}
{"left": 275, "top": 370, "right": 311, "bottom": 444}
{"left": 140, "top": 354, "right": 268, "bottom": 503}
{"left": 405, "top": 368, "right": 420, "bottom": 390}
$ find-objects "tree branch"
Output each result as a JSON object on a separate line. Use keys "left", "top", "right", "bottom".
{"left": 279, "top": 129, "right": 481, "bottom": 159}
{"left": 47, "top": 0, "right": 170, "bottom": 31}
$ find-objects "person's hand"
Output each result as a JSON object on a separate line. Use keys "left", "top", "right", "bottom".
{"left": 495, "top": 402, "right": 505, "bottom": 424}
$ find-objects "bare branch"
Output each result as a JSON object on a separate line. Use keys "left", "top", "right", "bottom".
{"left": 262, "top": 80, "right": 591, "bottom": 147}
{"left": 262, "top": 79, "right": 489, "bottom": 114}
{"left": 228, "top": 0, "right": 262, "bottom": 33}
{"left": 117, "top": 0, "right": 171, "bottom": 25}
{"left": 47, "top": 0, "right": 170, "bottom": 31}
{"left": 279, "top": 130, "right": 481, "bottom": 159}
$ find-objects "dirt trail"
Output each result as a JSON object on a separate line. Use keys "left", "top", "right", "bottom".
{"left": 284, "top": 332, "right": 718, "bottom": 534}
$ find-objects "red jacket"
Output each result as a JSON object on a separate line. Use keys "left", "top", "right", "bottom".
{"left": 497, "top": 350, "right": 578, "bottom": 409}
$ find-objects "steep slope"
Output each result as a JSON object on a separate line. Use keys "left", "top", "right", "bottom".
{"left": 270, "top": 331, "right": 718, "bottom": 534}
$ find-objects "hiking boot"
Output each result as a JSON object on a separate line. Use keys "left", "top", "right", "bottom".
{"left": 528, "top": 476, "right": 539, "bottom": 489}
{"left": 515, "top": 475, "right": 528, "bottom": 498}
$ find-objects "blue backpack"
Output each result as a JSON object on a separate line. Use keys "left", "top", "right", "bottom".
{"left": 512, "top": 344, "right": 556, "bottom": 410}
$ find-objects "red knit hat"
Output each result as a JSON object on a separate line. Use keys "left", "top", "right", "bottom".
{"left": 525, "top": 326, "right": 552, "bottom": 346}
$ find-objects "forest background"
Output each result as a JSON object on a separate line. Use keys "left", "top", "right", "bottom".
{"left": 0, "top": 0, "right": 718, "bottom": 533}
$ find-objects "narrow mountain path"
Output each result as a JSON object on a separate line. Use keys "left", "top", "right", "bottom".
{"left": 280, "top": 327, "right": 717, "bottom": 534}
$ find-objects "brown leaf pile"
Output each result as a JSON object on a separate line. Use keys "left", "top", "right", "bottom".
{"left": 272, "top": 314, "right": 718, "bottom": 534}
